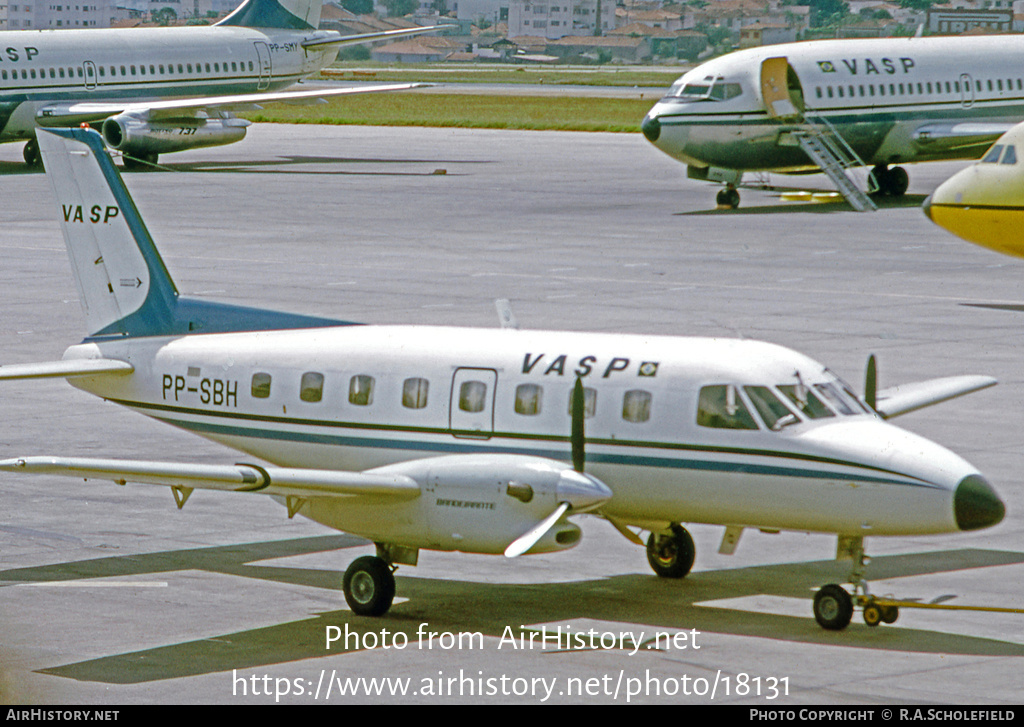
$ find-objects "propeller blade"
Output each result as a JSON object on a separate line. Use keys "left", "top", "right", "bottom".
{"left": 504, "top": 502, "right": 571, "bottom": 558}
{"left": 571, "top": 377, "right": 585, "bottom": 473}
{"left": 865, "top": 354, "right": 877, "bottom": 411}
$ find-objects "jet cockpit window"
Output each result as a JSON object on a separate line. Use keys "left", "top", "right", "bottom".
{"left": 982, "top": 145, "right": 1004, "bottom": 163}
{"left": 697, "top": 385, "right": 758, "bottom": 430}
{"left": 1002, "top": 145, "right": 1017, "bottom": 164}
{"left": 778, "top": 384, "right": 834, "bottom": 419}
{"left": 665, "top": 78, "right": 742, "bottom": 102}
{"left": 744, "top": 386, "right": 799, "bottom": 431}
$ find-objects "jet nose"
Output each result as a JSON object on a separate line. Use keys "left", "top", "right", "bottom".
{"left": 922, "top": 193, "right": 933, "bottom": 222}
{"left": 954, "top": 474, "right": 1005, "bottom": 530}
{"left": 641, "top": 114, "right": 661, "bottom": 143}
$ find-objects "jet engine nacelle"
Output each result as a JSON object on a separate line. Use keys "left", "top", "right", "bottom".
{"left": 101, "top": 113, "right": 250, "bottom": 156}
{"left": 303, "top": 455, "right": 612, "bottom": 556}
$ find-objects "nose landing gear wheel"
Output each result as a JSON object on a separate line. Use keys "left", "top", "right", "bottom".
{"left": 813, "top": 583, "right": 853, "bottom": 630}
{"left": 343, "top": 555, "right": 396, "bottom": 617}
{"left": 716, "top": 186, "right": 740, "bottom": 209}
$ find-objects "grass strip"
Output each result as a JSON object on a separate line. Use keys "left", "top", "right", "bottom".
{"left": 243, "top": 93, "right": 654, "bottom": 132}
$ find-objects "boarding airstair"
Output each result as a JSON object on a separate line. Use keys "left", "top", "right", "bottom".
{"left": 791, "top": 115, "right": 878, "bottom": 212}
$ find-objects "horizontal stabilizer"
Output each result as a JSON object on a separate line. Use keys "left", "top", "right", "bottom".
{"left": 875, "top": 375, "right": 996, "bottom": 419}
{"left": 301, "top": 25, "right": 451, "bottom": 50}
{"left": 0, "top": 456, "right": 420, "bottom": 500}
{"left": 0, "top": 359, "right": 133, "bottom": 381}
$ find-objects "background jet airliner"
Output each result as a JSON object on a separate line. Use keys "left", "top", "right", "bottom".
{"left": 641, "top": 36, "right": 1024, "bottom": 210}
{"left": 0, "top": 128, "right": 1005, "bottom": 630}
{"left": 0, "top": 0, "right": 439, "bottom": 167}
{"left": 924, "top": 121, "right": 1024, "bottom": 258}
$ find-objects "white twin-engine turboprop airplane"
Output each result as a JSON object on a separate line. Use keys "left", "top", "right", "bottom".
{"left": 641, "top": 36, "right": 1024, "bottom": 209}
{"left": 0, "top": 0, "right": 438, "bottom": 167}
{"left": 0, "top": 128, "right": 1006, "bottom": 630}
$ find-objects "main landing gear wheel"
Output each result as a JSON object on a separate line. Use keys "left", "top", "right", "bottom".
{"left": 647, "top": 524, "right": 696, "bottom": 578}
{"left": 716, "top": 186, "right": 740, "bottom": 209}
{"left": 870, "top": 164, "right": 909, "bottom": 197}
{"left": 813, "top": 583, "right": 854, "bottom": 630}
{"left": 343, "top": 555, "right": 396, "bottom": 617}
{"left": 23, "top": 138, "right": 41, "bottom": 167}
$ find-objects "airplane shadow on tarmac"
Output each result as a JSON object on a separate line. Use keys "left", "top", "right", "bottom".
{"left": 2, "top": 535, "right": 1023, "bottom": 684}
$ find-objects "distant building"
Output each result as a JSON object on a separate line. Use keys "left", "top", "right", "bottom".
{"left": 927, "top": 7, "right": 1012, "bottom": 32}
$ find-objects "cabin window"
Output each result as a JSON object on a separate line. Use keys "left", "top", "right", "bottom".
{"left": 130, "top": 65, "right": 136, "bottom": 75}
{"left": 348, "top": 375, "right": 374, "bottom": 406}
{"left": 251, "top": 372, "right": 272, "bottom": 399}
{"left": 159, "top": 64, "right": 165, "bottom": 74}
{"left": 232, "top": 62, "right": 238, "bottom": 72}
{"left": 402, "top": 377, "right": 429, "bottom": 409}
{"left": 815, "top": 87, "right": 822, "bottom": 99}
{"left": 205, "top": 63, "right": 211, "bottom": 72}
{"left": 879, "top": 84, "right": 885, "bottom": 96}
{"left": 514, "top": 384, "right": 543, "bottom": 416}
{"left": 187, "top": 64, "right": 193, "bottom": 73}
{"left": 827, "top": 86, "right": 833, "bottom": 98}
{"left": 459, "top": 381, "right": 488, "bottom": 413}
{"left": 300, "top": 372, "right": 324, "bottom": 403}
{"left": 58, "top": 68, "right": 64, "bottom": 78}
{"left": 987, "top": 79, "right": 994, "bottom": 92}
{"left": 622, "top": 389, "right": 651, "bottom": 423}
{"left": 149, "top": 65, "right": 155, "bottom": 74}
{"left": 778, "top": 385, "right": 834, "bottom": 419}
{"left": 30, "top": 69, "right": 36, "bottom": 79}
{"left": 567, "top": 386, "right": 597, "bottom": 419}
{"left": 1, "top": 71, "right": 6, "bottom": 80}
{"left": 744, "top": 386, "right": 798, "bottom": 431}
{"left": 837, "top": 86, "right": 844, "bottom": 98}
{"left": 697, "top": 385, "right": 757, "bottom": 430}
{"left": 177, "top": 64, "right": 184, "bottom": 74}
{"left": 215, "top": 62, "right": 220, "bottom": 72}
{"left": 120, "top": 65, "right": 126, "bottom": 76}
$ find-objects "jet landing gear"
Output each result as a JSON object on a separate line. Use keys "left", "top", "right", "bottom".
{"left": 812, "top": 536, "right": 899, "bottom": 630}
{"left": 716, "top": 183, "right": 741, "bottom": 210}
{"left": 23, "top": 137, "right": 41, "bottom": 167}
{"left": 647, "top": 523, "right": 696, "bottom": 578}
{"left": 870, "top": 164, "right": 909, "bottom": 197}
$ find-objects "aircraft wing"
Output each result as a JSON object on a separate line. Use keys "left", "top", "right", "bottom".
{"left": 912, "top": 122, "right": 1018, "bottom": 154}
{"left": 874, "top": 375, "right": 996, "bottom": 419}
{"left": 0, "top": 359, "right": 134, "bottom": 380}
{"left": 36, "top": 83, "right": 425, "bottom": 125}
{"left": 0, "top": 456, "right": 420, "bottom": 500}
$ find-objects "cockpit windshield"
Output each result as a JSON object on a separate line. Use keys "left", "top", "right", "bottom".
{"left": 982, "top": 144, "right": 1017, "bottom": 165}
{"left": 664, "top": 75, "right": 743, "bottom": 102}
{"left": 697, "top": 374, "right": 870, "bottom": 433}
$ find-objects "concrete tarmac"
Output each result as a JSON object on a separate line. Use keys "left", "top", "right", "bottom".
{"left": 0, "top": 124, "right": 1023, "bottom": 705}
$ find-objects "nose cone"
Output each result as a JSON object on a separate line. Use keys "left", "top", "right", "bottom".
{"left": 921, "top": 193, "right": 934, "bottom": 222}
{"left": 641, "top": 113, "right": 661, "bottom": 143}
{"left": 954, "top": 475, "right": 1005, "bottom": 530}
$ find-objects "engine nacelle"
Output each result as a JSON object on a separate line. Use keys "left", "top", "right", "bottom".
{"left": 301, "top": 455, "right": 612, "bottom": 556}
{"left": 101, "top": 113, "right": 250, "bottom": 156}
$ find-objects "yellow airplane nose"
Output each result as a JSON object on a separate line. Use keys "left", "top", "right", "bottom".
{"left": 924, "top": 166, "right": 1024, "bottom": 258}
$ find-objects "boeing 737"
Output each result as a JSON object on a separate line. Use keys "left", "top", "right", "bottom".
{"left": 924, "top": 122, "right": 1024, "bottom": 257}
{"left": 0, "top": 128, "right": 1005, "bottom": 630}
{"left": 641, "top": 36, "right": 1024, "bottom": 210}
{"left": 0, "top": 0, "right": 439, "bottom": 167}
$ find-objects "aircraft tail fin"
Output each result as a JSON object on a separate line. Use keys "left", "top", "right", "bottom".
{"left": 38, "top": 128, "right": 351, "bottom": 339}
{"left": 216, "top": 0, "right": 321, "bottom": 30}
